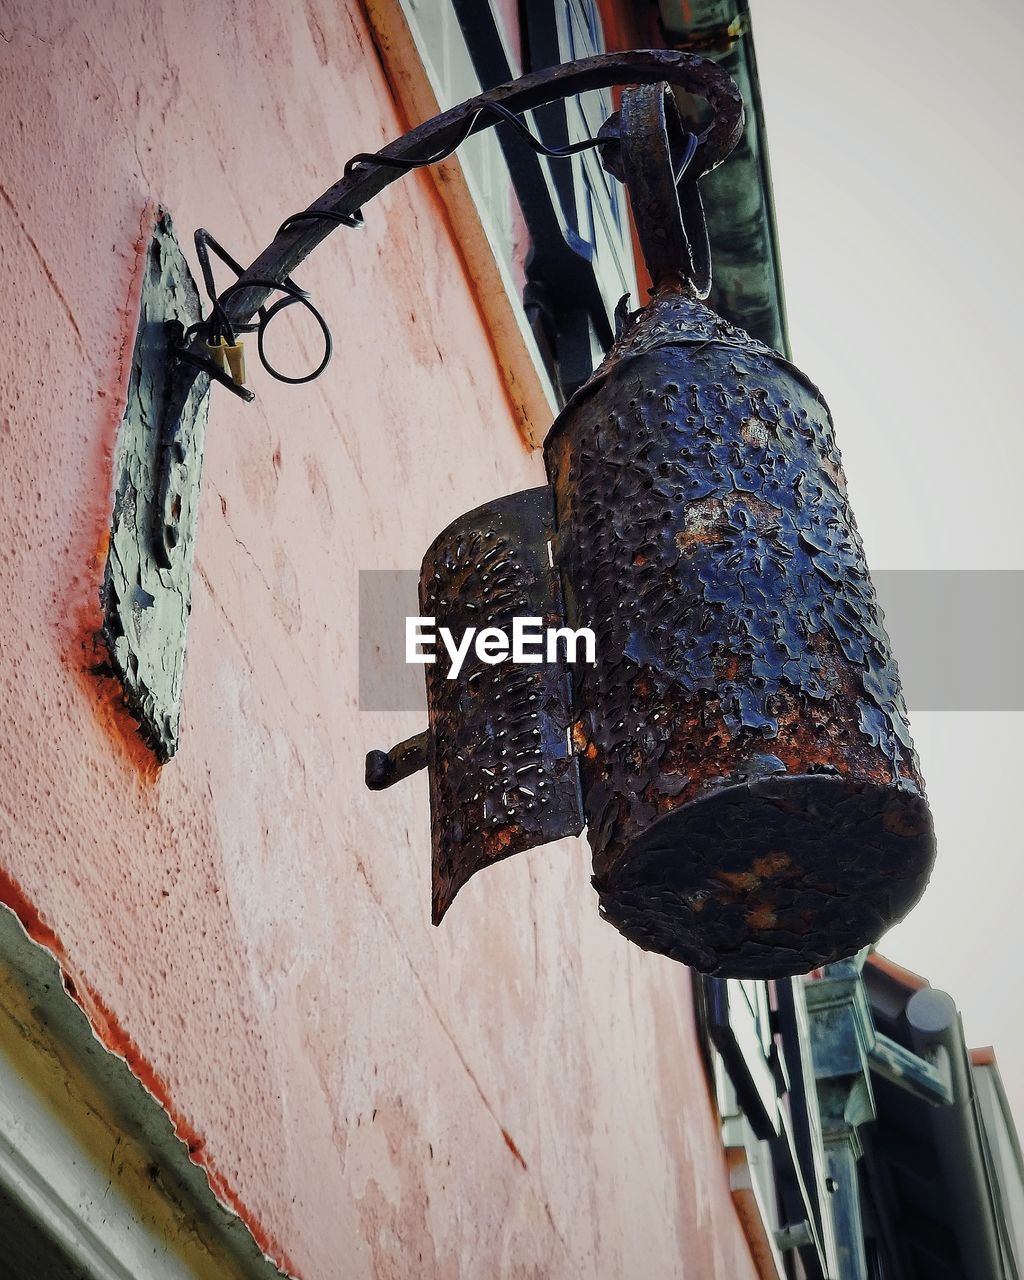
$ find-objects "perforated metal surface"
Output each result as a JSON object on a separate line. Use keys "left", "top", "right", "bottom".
{"left": 545, "top": 287, "right": 935, "bottom": 977}
{"left": 420, "top": 487, "right": 583, "bottom": 922}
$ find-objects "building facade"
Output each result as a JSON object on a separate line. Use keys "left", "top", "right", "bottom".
{"left": 0, "top": 1, "right": 1021, "bottom": 1277}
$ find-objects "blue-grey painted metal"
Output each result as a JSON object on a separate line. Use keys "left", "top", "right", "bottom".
{"left": 658, "top": 0, "right": 789, "bottom": 354}
{"left": 805, "top": 958, "right": 1020, "bottom": 1279}
{"left": 99, "top": 211, "right": 210, "bottom": 762}
{"left": 806, "top": 959, "right": 876, "bottom": 1280}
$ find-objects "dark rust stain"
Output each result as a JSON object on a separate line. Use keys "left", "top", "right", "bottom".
{"left": 360, "top": 63, "right": 933, "bottom": 977}
{"left": 501, "top": 1129, "right": 528, "bottom": 1170}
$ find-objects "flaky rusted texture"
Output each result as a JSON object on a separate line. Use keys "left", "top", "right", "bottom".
{"left": 545, "top": 288, "right": 935, "bottom": 977}
{"left": 421, "top": 488, "right": 583, "bottom": 923}
{"left": 100, "top": 212, "right": 209, "bottom": 762}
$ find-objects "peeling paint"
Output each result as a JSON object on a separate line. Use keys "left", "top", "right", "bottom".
{"left": 0, "top": 5, "right": 792, "bottom": 1276}
{"left": 99, "top": 210, "right": 210, "bottom": 762}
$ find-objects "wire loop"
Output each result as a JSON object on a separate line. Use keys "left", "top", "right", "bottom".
{"left": 181, "top": 230, "right": 333, "bottom": 391}
{"left": 255, "top": 293, "right": 333, "bottom": 385}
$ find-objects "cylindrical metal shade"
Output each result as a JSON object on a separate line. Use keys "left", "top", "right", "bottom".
{"left": 545, "top": 287, "right": 935, "bottom": 977}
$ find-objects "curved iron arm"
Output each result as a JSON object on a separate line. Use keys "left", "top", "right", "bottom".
{"left": 215, "top": 49, "right": 741, "bottom": 325}
{"left": 155, "top": 49, "right": 743, "bottom": 567}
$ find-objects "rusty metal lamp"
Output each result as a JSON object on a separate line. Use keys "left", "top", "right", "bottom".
{"left": 122, "top": 51, "right": 935, "bottom": 979}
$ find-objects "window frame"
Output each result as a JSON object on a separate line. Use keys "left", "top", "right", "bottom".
{"left": 367, "top": 0, "right": 640, "bottom": 407}
{"left": 696, "top": 972, "right": 839, "bottom": 1279}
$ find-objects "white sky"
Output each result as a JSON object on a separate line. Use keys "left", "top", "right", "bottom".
{"left": 751, "top": 0, "right": 1024, "bottom": 1126}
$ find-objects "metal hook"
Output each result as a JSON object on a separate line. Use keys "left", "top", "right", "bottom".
{"left": 603, "top": 81, "right": 736, "bottom": 297}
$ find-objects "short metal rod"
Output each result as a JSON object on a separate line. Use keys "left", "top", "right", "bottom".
{"left": 365, "top": 731, "right": 430, "bottom": 790}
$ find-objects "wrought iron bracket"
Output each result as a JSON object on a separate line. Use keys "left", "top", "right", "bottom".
{"left": 97, "top": 48, "right": 936, "bottom": 978}
{"left": 152, "top": 50, "right": 742, "bottom": 570}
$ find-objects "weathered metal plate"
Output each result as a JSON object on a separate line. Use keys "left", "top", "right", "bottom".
{"left": 545, "top": 288, "right": 935, "bottom": 977}
{"left": 100, "top": 211, "right": 210, "bottom": 761}
{"left": 421, "top": 487, "right": 584, "bottom": 922}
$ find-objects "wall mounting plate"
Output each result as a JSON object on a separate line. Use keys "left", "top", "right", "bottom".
{"left": 100, "top": 210, "right": 210, "bottom": 761}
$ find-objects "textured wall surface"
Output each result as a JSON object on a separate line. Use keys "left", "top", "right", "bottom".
{"left": 0, "top": 3, "right": 760, "bottom": 1276}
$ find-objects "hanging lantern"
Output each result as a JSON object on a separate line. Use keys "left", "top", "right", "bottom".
{"left": 369, "top": 65, "right": 934, "bottom": 978}
{"left": 545, "top": 285, "right": 932, "bottom": 976}
{"left": 126, "top": 41, "right": 933, "bottom": 979}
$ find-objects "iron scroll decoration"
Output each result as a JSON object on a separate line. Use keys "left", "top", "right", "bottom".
{"left": 166, "top": 51, "right": 935, "bottom": 978}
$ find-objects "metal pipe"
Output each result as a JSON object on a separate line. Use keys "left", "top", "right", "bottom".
{"left": 906, "top": 987, "right": 1016, "bottom": 1279}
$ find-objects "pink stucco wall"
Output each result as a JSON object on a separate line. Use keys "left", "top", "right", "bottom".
{"left": 0, "top": 3, "right": 761, "bottom": 1276}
